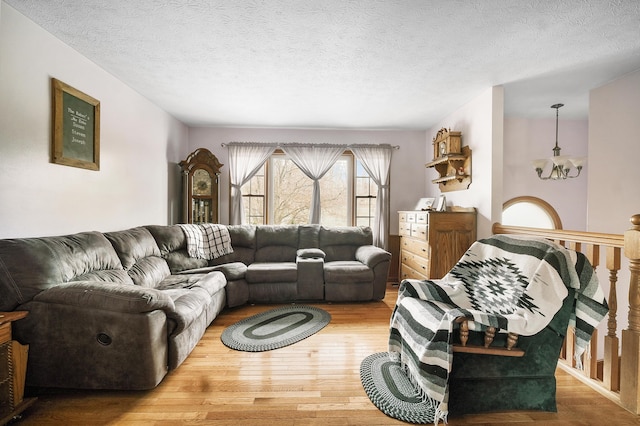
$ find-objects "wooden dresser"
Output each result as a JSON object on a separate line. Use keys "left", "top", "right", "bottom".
{"left": 398, "top": 208, "right": 477, "bottom": 281}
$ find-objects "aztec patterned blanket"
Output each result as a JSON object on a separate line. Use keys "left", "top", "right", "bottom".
{"left": 178, "top": 223, "right": 234, "bottom": 260}
{"left": 388, "top": 235, "right": 608, "bottom": 424}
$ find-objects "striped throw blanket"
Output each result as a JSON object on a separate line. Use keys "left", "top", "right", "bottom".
{"left": 388, "top": 235, "right": 608, "bottom": 424}
{"left": 178, "top": 223, "right": 234, "bottom": 260}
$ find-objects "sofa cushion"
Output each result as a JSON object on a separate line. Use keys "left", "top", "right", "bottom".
{"left": 0, "top": 231, "right": 131, "bottom": 311}
{"left": 209, "top": 262, "right": 247, "bottom": 280}
{"left": 146, "top": 225, "right": 208, "bottom": 273}
{"left": 323, "top": 261, "right": 373, "bottom": 283}
{"left": 145, "top": 225, "right": 185, "bottom": 254}
{"left": 246, "top": 262, "right": 297, "bottom": 283}
{"left": 105, "top": 227, "right": 171, "bottom": 288}
{"left": 177, "top": 262, "right": 247, "bottom": 281}
{"left": 164, "top": 250, "right": 209, "bottom": 273}
{"left": 255, "top": 225, "right": 299, "bottom": 262}
{"left": 319, "top": 226, "right": 373, "bottom": 262}
{"left": 209, "top": 225, "right": 256, "bottom": 266}
{"left": 298, "top": 224, "right": 320, "bottom": 248}
{"left": 155, "top": 271, "right": 226, "bottom": 334}
{"left": 156, "top": 271, "right": 226, "bottom": 296}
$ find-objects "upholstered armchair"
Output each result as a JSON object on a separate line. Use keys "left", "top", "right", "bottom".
{"left": 388, "top": 235, "right": 608, "bottom": 422}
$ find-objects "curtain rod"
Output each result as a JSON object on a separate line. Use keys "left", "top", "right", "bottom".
{"left": 220, "top": 142, "right": 399, "bottom": 149}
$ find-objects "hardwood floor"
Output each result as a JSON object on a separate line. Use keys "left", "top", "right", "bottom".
{"left": 15, "top": 284, "right": 640, "bottom": 425}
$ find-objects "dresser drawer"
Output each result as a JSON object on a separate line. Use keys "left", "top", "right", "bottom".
{"left": 402, "top": 237, "right": 429, "bottom": 257}
{"left": 415, "top": 212, "right": 428, "bottom": 224}
{"left": 403, "top": 252, "right": 429, "bottom": 276}
{"left": 399, "top": 221, "right": 411, "bottom": 237}
{"left": 410, "top": 223, "right": 428, "bottom": 240}
{"left": 400, "top": 262, "right": 428, "bottom": 281}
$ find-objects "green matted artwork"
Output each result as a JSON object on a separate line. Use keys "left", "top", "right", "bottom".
{"left": 51, "top": 78, "right": 100, "bottom": 171}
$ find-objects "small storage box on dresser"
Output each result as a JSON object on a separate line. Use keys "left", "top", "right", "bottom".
{"left": 398, "top": 208, "right": 477, "bottom": 280}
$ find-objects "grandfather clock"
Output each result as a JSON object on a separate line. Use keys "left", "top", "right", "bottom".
{"left": 179, "top": 148, "right": 223, "bottom": 224}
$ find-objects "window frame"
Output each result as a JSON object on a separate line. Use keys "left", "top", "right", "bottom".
{"left": 354, "top": 160, "right": 378, "bottom": 228}
{"left": 240, "top": 164, "right": 266, "bottom": 225}
{"left": 502, "top": 196, "right": 563, "bottom": 229}
{"left": 239, "top": 149, "right": 376, "bottom": 226}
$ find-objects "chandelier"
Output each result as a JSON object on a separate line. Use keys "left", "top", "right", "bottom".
{"left": 532, "top": 103, "right": 585, "bottom": 180}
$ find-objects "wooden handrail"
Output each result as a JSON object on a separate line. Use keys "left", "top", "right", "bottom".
{"left": 492, "top": 223, "right": 624, "bottom": 248}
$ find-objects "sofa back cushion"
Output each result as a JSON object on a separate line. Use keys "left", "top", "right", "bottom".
{"left": 319, "top": 226, "right": 373, "bottom": 262}
{"left": 145, "top": 225, "right": 208, "bottom": 273}
{"left": 254, "top": 225, "right": 299, "bottom": 262}
{"left": 0, "top": 231, "right": 131, "bottom": 311}
{"left": 298, "top": 224, "right": 320, "bottom": 249}
{"left": 105, "top": 227, "right": 170, "bottom": 288}
{"left": 209, "top": 225, "right": 256, "bottom": 266}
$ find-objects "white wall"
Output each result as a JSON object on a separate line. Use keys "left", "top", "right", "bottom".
{"left": 503, "top": 117, "right": 588, "bottom": 230}
{"left": 588, "top": 69, "right": 640, "bottom": 235}
{"left": 187, "top": 127, "right": 426, "bottom": 233}
{"left": 0, "top": 3, "right": 188, "bottom": 238}
{"left": 426, "top": 86, "right": 504, "bottom": 239}
{"left": 586, "top": 69, "right": 640, "bottom": 340}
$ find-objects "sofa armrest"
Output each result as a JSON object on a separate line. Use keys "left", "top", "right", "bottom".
{"left": 355, "top": 245, "right": 391, "bottom": 268}
{"left": 32, "top": 281, "right": 175, "bottom": 314}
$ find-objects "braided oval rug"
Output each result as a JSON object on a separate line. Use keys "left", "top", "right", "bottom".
{"left": 360, "top": 352, "right": 435, "bottom": 424}
{"left": 221, "top": 305, "right": 331, "bottom": 352}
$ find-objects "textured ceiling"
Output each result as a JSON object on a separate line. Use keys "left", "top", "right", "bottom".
{"left": 6, "top": 0, "right": 640, "bottom": 129}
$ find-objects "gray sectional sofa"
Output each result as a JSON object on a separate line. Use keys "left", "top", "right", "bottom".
{"left": 0, "top": 224, "right": 391, "bottom": 390}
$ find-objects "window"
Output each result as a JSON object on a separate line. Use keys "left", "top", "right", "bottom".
{"left": 240, "top": 165, "right": 265, "bottom": 225}
{"left": 355, "top": 161, "right": 378, "bottom": 227}
{"left": 270, "top": 154, "right": 316, "bottom": 224}
{"left": 240, "top": 151, "right": 375, "bottom": 226}
{"left": 502, "top": 196, "right": 562, "bottom": 229}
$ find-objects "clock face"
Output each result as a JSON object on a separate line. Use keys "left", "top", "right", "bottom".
{"left": 439, "top": 141, "right": 447, "bottom": 156}
{"left": 192, "top": 169, "right": 212, "bottom": 196}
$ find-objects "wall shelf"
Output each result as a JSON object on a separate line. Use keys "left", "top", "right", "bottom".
{"left": 426, "top": 146, "right": 472, "bottom": 192}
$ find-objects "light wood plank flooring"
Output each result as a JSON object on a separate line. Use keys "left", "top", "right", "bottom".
{"left": 15, "top": 284, "right": 640, "bottom": 425}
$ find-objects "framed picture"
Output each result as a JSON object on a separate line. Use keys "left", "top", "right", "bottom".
{"left": 436, "top": 195, "right": 447, "bottom": 211}
{"left": 414, "top": 197, "right": 435, "bottom": 211}
{"left": 51, "top": 78, "right": 100, "bottom": 171}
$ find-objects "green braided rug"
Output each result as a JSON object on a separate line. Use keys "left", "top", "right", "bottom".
{"left": 360, "top": 352, "right": 435, "bottom": 424}
{"left": 221, "top": 305, "right": 331, "bottom": 352}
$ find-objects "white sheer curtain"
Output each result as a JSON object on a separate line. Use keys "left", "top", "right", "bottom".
{"left": 228, "top": 143, "right": 276, "bottom": 225}
{"left": 352, "top": 145, "right": 393, "bottom": 249}
{"left": 281, "top": 145, "right": 344, "bottom": 224}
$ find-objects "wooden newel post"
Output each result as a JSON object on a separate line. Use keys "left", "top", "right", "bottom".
{"left": 620, "top": 214, "right": 640, "bottom": 413}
